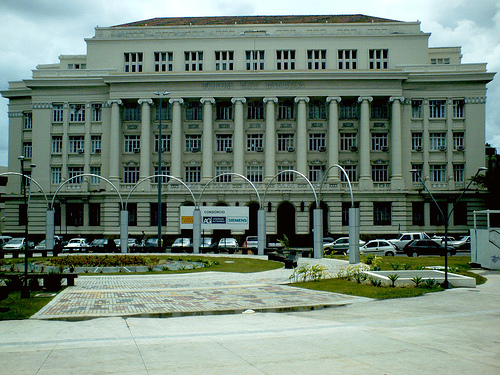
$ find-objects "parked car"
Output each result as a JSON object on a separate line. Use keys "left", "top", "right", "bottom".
{"left": 34, "top": 236, "right": 63, "bottom": 250}
{"left": 403, "top": 239, "right": 456, "bottom": 257}
{"left": 90, "top": 238, "right": 118, "bottom": 253}
{"left": 243, "top": 236, "right": 258, "bottom": 249}
{"left": 171, "top": 238, "right": 192, "bottom": 252}
{"left": 388, "top": 232, "right": 431, "bottom": 251}
{"left": 431, "top": 235, "right": 456, "bottom": 244}
{"left": 323, "top": 237, "right": 334, "bottom": 246}
{"left": 359, "top": 240, "right": 397, "bottom": 256}
{"left": 0, "top": 236, "right": 12, "bottom": 249}
{"left": 323, "top": 237, "right": 366, "bottom": 254}
{"left": 63, "top": 238, "right": 89, "bottom": 252}
{"left": 218, "top": 238, "right": 239, "bottom": 252}
{"left": 449, "top": 236, "right": 471, "bottom": 250}
{"left": 143, "top": 238, "right": 164, "bottom": 251}
{"left": 2, "top": 237, "right": 33, "bottom": 251}
{"left": 114, "top": 238, "right": 139, "bottom": 249}
{"left": 200, "top": 237, "right": 215, "bottom": 249}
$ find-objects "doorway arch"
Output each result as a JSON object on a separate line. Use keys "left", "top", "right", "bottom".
{"left": 277, "top": 202, "right": 296, "bottom": 242}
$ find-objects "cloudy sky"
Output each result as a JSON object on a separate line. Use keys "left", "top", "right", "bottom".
{"left": 1, "top": 0, "right": 499, "bottom": 167}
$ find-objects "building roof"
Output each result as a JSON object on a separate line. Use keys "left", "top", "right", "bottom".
{"left": 113, "top": 14, "right": 401, "bottom": 28}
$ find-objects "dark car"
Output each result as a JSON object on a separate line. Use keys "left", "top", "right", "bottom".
{"left": 90, "top": 238, "right": 118, "bottom": 253}
{"left": 403, "top": 239, "right": 456, "bottom": 257}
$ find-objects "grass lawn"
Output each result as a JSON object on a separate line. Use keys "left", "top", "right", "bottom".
{"left": 0, "top": 291, "right": 57, "bottom": 320}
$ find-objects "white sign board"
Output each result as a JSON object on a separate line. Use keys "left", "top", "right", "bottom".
{"left": 180, "top": 206, "right": 249, "bottom": 230}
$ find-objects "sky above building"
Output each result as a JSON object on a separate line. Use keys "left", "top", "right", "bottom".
{"left": 0, "top": 0, "right": 499, "bottom": 167}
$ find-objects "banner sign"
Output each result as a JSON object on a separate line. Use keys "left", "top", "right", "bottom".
{"left": 180, "top": 206, "right": 249, "bottom": 230}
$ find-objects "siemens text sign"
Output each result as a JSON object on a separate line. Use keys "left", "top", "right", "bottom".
{"left": 180, "top": 206, "right": 249, "bottom": 230}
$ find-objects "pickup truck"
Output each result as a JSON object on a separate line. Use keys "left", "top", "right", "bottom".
{"left": 388, "top": 232, "right": 431, "bottom": 251}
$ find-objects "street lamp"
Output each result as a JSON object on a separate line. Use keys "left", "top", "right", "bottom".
{"left": 154, "top": 92, "right": 169, "bottom": 251}
{"left": 410, "top": 167, "right": 486, "bottom": 288}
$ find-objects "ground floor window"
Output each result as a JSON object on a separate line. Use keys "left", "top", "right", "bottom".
{"left": 150, "top": 203, "right": 166, "bottom": 226}
{"left": 373, "top": 202, "right": 391, "bottom": 226}
{"left": 66, "top": 203, "right": 84, "bottom": 227}
{"left": 412, "top": 202, "right": 424, "bottom": 226}
{"left": 89, "top": 203, "right": 101, "bottom": 227}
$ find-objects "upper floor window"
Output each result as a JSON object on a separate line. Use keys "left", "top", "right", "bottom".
{"left": 371, "top": 101, "right": 388, "bottom": 119}
{"left": 51, "top": 167, "right": 62, "bottom": 185}
{"left": 215, "top": 51, "right": 234, "bottom": 71}
{"left": 68, "top": 166, "right": 84, "bottom": 184}
{"left": 453, "top": 99, "right": 465, "bottom": 118}
{"left": 216, "top": 102, "right": 233, "bottom": 120}
{"left": 155, "top": 102, "right": 171, "bottom": 121}
{"left": 371, "top": 133, "right": 388, "bottom": 151}
{"left": 155, "top": 134, "right": 171, "bottom": 152}
{"left": 124, "top": 104, "right": 141, "bottom": 122}
{"left": 429, "top": 132, "right": 446, "bottom": 151}
{"left": 185, "top": 101, "right": 202, "bottom": 121}
{"left": 184, "top": 51, "right": 203, "bottom": 71}
{"left": 276, "top": 50, "right": 295, "bottom": 70}
{"left": 68, "top": 63, "right": 86, "bottom": 69}
{"left": 90, "top": 166, "right": 101, "bottom": 185}
{"left": 277, "top": 133, "right": 295, "bottom": 151}
{"left": 246, "top": 165, "right": 263, "bottom": 182}
{"left": 23, "top": 112, "right": 32, "bottom": 129}
{"left": 372, "top": 164, "right": 389, "bottom": 182}
{"left": 454, "top": 164, "right": 465, "bottom": 183}
{"left": 309, "top": 100, "right": 326, "bottom": 120}
{"left": 309, "top": 165, "right": 325, "bottom": 182}
{"left": 338, "top": 49, "right": 357, "bottom": 69}
{"left": 23, "top": 142, "right": 32, "bottom": 158}
{"left": 185, "top": 134, "right": 202, "bottom": 152}
{"left": 215, "top": 166, "right": 232, "bottom": 182}
{"left": 124, "top": 52, "right": 143, "bottom": 73}
{"left": 124, "top": 135, "right": 141, "bottom": 153}
{"left": 429, "top": 100, "right": 446, "bottom": 118}
{"left": 412, "top": 132, "right": 423, "bottom": 151}
{"left": 341, "top": 164, "right": 358, "bottom": 182}
{"left": 91, "top": 103, "right": 102, "bottom": 122}
{"left": 52, "top": 136, "right": 63, "bottom": 154}
{"left": 216, "top": 134, "right": 233, "bottom": 152}
{"left": 430, "top": 164, "right": 446, "bottom": 182}
{"left": 307, "top": 50, "right": 326, "bottom": 70}
{"left": 340, "top": 132, "right": 357, "bottom": 151}
{"left": 154, "top": 52, "right": 173, "bottom": 72}
{"left": 453, "top": 132, "right": 465, "bottom": 150}
{"left": 154, "top": 166, "right": 170, "bottom": 184}
{"left": 411, "top": 100, "right": 423, "bottom": 119}
{"left": 411, "top": 163, "right": 423, "bottom": 183}
{"left": 339, "top": 100, "right": 358, "bottom": 119}
{"left": 246, "top": 133, "right": 264, "bottom": 152}
{"left": 123, "top": 166, "right": 139, "bottom": 184}
{"left": 91, "top": 135, "right": 101, "bottom": 153}
{"left": 68, "top": 136, "right": 84, "bottom": 153}
{"left": 185, "top": 166, "right": 201, "bottom": 183}
{"left": 277, "top": 166, "right": 295, "bottom": 182}
{"left": 278, "top": 100, "right": 294, "bottom": 120}
{"left": 369, "top": 49, "right": 388, "bottom": 70}
{"left": 431, "top": 58, "right": 450, "bottom": 65}
{"left": 247, "top": 100, "right": 264, "bottom": 120}
{"left": 69, "top": 104, "right": 85, "bottom": 122}
{"left": 53, "top": 104, "right": 63, "bottom": 123}
{"left": 309, "top": 133, "right": 326, "bottom": 151}
{"left": 246, "top": 50, "right": 265, "bottom": 70}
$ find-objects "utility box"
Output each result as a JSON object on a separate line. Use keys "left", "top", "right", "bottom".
{"left": 470, "top": 210, "right": 500, "bottom": 270}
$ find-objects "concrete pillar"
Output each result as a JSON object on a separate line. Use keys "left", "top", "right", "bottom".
{"left": 295, "top": 97, "right": 309, "bottom": 176}
{"left": 327, "top": 97, "right": 341, "bottom": 181}
{"left": 313, "top": 208, "right": 323, "bottom": 259}
{"left": 201, "top": 98, "right": 215, "bottom": 182}
{"left": 358, "top": 97, "right": 373, "bottom": 190}
{"left": 170, "top": 98, "right": 184, "bottom": 179}
{"left": 231, "top": 97, "right": 246, "bottom": 175}
{"left": 139, "top": 99, "right": 153, "bottom": 180}
{"left": 108, "top": 100, "right": 122, "bottom": 183}
{"left": 264, "top": 97, "right": 278, "bottom": 181}
{"left": 389, "top": 97, "right": 404, "bottom": 190}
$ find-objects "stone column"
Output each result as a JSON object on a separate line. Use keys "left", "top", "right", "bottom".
{"left": 108, "top": 100, "right": 122, "bottom": 183}
{"left": 201, "top": 98, "right": 215, "bottom": 182}
{"left": 139, "top": 99, "right": 153, "bottom": 180}
{"left": 231, "top": 97, "right": 246, "bottom": 176}
{"left": 326, "top": 97, "right": 341, "bottom": 181}
{"left": 264, "top": 97, "right": 278, "bottom": 181}
{"left": 389, "top": 97, "right": 404, "bottom": 190}
{"left": 446, "top": 98, "right": 454, "bottom": 189}
{"left": 422, "top": 99, "right": 430, "bottom": 182}
{"left": 84, "top": 102, "right": 91, "bottom": 175}
{"left": 358, "top": 97, "right": 373, "bottom": 190}
{"left": 295, "top": 97, "right": 309, "bottom": 176}
{"left": 170, "top": 98, "right": 184, "bottom": 179}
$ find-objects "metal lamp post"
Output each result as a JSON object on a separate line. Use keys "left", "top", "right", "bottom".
{"left": 18, "top": 156, "right": 30, "bottom": 298}
{"left": 410, "top": 167, "right": 486, "bottom": 288}
{"left": 154, "top": 92, "right": 169, "bottom": 251}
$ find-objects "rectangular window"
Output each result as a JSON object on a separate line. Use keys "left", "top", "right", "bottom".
{"left": 154, "top": 166, "right": 170, "bottom": 184}
{"left": 51, "top": 167, "right": 62, "bottom": 185}
{"left": 90, "top": 166, "right": 100, "bottom": 184}
{"left": 341, "top": 165, "right": 358, "bottom": 182}
{"left": 216, "top": 102, "right": 233, "bottom": 120}
{"left": 276, "top": 50, "right": 295, "bottom": 70}
{"left": 124, "top": 135, "right": 141, "bottom": 153}
{"left": 154, "top": 51, "right": 173, "bottom": 72}
{"left": 215, "top": 51, "right": 234, "bottom": 71}
{"left": 150, "top": 203, "right": 166, "bottom": 226}
{"left": 91, "top": 135, "right": 101, "bottom": 153}
{"left": 453, "top": 99, "right": 465, "bottom": 118}
{"left": 246, "top": 165, "right": 263, "bottom": 182}
{"left": 411, "top": 164, "right": 423, "bottom": 183}
{"left": 373, "top": 202, "right": 391, "bottom": 225}
{"left": 453, "top": 132, "right": 465, "bottom": 150}
{"left": 307, "top": 49, "right": 326, "bottom": 70}
{"left": 127, "top": 203, "right": 137, "bottom": 226}
{"left": 53, "top": 104, "right": 63, "bottom": 122}
{"left": 23, "top": 112, "right": 32, "bottom": 129}
{"left": 22, "top": 142, "right": 32, "bottom": 158}
{"left": 68, "top": 166, "right": 84, "bottom": 184}
{"left": 308, "top": 100, "right": 326, "bottom": 120}
{"left": 412, "top": 133, "right": 423, "bottom": 151}
{"left": 185, "top": 101, "right": 202, "bottom": 121}
{"left": 124, "top": 105, "right": 141, "bottom": 121}
{"left": 371, "top": 133, "right": 388, "bottom": 151}
{"left": 155, "top": 102, "right": 171, "bottom": 121}
{"left": 124, "top": 52, "right": 143, "bottom": 72}
{"left": 246, "top": 133, "right": 264, "bottom": 152}
{"left": 69, "top": 104, "right": 85, "bottom": 122}
{"left": 247, "top": 101, "right": 264, "bottom": 120}
{"left": 430, "top": 164, "right": 446, "bottom": 182}
{"left": 412, "top": 202, "right": 424, "bottom": 226}
{"left": 184, "top": 51, "right": 203, "bottom": 71}
{"left": 185, "top": 134, "right": 202, "bottom": 152}
{"left": 19, "top": 204, "right": 27, "bottom": 226}
{"left": 338, "top": 49, "right": 357, "bottom": 69}
{"left": 453, "top": 164, "right": 465, "bottom": 183}
{"left": 429, "top": 100, "right": 446, "bottom": 118}
{"left": 215, "top": 166, "right": 232, "bottom": 182}
{"left": 245, "top": 50, "right": 265, "bottom": 70}
{"left": 89, "top": 203, "right": 101, "bottom": 227}
{"left": 369, "top": 49, "right": 388, "bottom": 69}
{"left": 309, "top": 133, "right": 326, "bottom": 151}
{"left": 124, "top": 166, "right": 139, "bottom": 184}
{"left": 154, "top": 134, "right": 171, "bottom": 152}
{"left": 342, "top": 202, "right": 359, "bottom": 226}
{"left": 91, "top": 104, "right": 102, "bottom": 122}
{"left": 52, "top": 136, "right": 63, "bottom": 154}
{"left": 454, "top": 202, "right": 467, "bottom": 226}
{"left": 216, "top": 134, "right": 233, "bottom": 152}
{"left": 372, "top": 165, "right": 389, "bottom": 182}
{"left": 68, "top": 136, "right": 84, "bottom": 153}
{"left": 66, "top": 203, "right": 84, "bottom": 227}
{"left": 277, "top": 166, "right": 295, "bottom": 182}
{"left": 340, "top": 133, "right": 357, "bottom": 151}
{"left": 429, "top": 132, "right": 446, "bottom": 151}
{"left": 278, "top": 100, "right": 294, "bottom": 120}
{"left": 339, "top": 101, "right": 358, "bottom": 119}
{"left": 411, "top": 100, "right": 423, "bottom": 119}
{"left": 308, "top": 165, "right": 325, "bottom": 182}
{"left": 371, "top": 102, "right": 388, "bottom": 119}
{"left": 185, "top": 166, "right": 201, "bottom": 183}
{"left": 277, "top": 133, "right": 295, "bottom": 151}
{"left": 431, "top": 58, "right": 450, "bottom": 65}
{"left": 430, "top": 202, "right": 447, "bottom": 226}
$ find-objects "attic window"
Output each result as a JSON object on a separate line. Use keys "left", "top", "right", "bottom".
{"left": 243, "top": 30, "right": 267, "bottom": 36}
{"left": 68, "top": 64, "right": 86, "bottom": 69}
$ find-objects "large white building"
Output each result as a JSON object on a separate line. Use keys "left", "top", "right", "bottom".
{"left": 1, "top": 15, "right": 495, "bottom": 245}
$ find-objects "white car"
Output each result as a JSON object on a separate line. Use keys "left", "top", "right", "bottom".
{"left": 323, "top": 237, "right": 366, "bottom": 254}
{"left": 171, "top": 238, "right": 192, "bottom": 248}
{"left": 218, "top": 238, "right": 239, "bottom": 250}
{"left": 243, "top": 236, "right": 258, "bottom": 249}
{"left": 63, "top": 238, "right": 89, "bottom": 252}
{"left": 359, "top": 240, "right": 397, "bottom": 256}
{"left": 2, "top": 237, "right": 33, "bottom": 250}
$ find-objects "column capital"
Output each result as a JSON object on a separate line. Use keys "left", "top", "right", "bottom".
{"left": 263, "top": 97, "right": 278, "bottom": 104}
{"left": 138, "top": 98, "right": 153, "bottom": 106}
{"left": 201, "top": 97, "right": 215, "bottom": 105}
{"left": 169, "top": 98, "right": 184, "bottom": 105}
{"left": 107, "top": 99, "right": 123, "bottom": 106}
{"left": 294, "top": 96, "right": 310, "bottom": 103}
{"left": 326, "top": 96, "right": 341, "bottom": 103}
{"left": 231, "top": 97, "right": 247, "bottom": 104}
{"left": 389, "top": 96, "right": 404, "bottom": 104}
{"left": 357, "top": 96, "right": 373, "bottom": 103}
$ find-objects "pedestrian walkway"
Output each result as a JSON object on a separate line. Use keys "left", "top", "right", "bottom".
{"left": 32, "top": 256, "right": 368, "bottom": 320}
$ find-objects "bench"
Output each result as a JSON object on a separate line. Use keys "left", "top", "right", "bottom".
{"left": 0, "top": 273, "right": 78, "bottom": 288}
{"left": 267, "top": 251, "right": 299, "bottom": 269}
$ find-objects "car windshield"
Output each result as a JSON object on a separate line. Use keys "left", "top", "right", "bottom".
{"left": 9, "top": 238, "right": 23, "bottom": 245}
{"left": 92, "top": 239, "right": 106, "bottom": 245}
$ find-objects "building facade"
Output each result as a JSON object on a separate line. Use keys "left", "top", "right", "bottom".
{"left": 1, "top": 15, "right": 495, "bottom": 244}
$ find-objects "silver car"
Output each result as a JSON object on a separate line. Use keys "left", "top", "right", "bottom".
{"left": 359, "top": 240, "right": 397, "bottom": 256}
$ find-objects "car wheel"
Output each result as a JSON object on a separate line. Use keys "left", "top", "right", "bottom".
{"left": 412, "top": 251, "right": 418, "bottom": 258}
{"left": 446, "top": 251, "right": 452, "bottom": 257}
{"left": 386, "top": 251, "right": 395, "bottom": 256}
